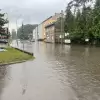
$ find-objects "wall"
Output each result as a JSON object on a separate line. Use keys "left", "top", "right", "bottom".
{"left": 33, "top": 27, "right": 38, "bottom": 41}
{"left": 42, "top": 13, "right": 61, "bottom": 40}
{"left": 45, "top": 25, "right": 55, "bottom": 43}
{"left": 38, "top": 23, "right": 43, "bottom": 39}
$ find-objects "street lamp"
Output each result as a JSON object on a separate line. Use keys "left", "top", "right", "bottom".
{"left": 16, "top": 15, "right": 22, "bottom": 46}
{"left": 60, "top": 0, "right": 68, "bottom": 44}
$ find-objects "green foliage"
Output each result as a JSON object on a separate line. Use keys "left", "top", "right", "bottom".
{"left": 0, "top": 47, "right": 33, "bottom": 64}
{"left": 55, "top": 17, "right": 65, "bottom": 33}
{"left": 64, "top": 8, "right": 74, "bottom": 33}
{"left": 17, "top": 24, "right": 37, "bottom": 40}
{"left": 64, "top": 0, "right": 100, "bottom": 44}
{"left": 0, "top": 12, "right": 8, "bottom": 34}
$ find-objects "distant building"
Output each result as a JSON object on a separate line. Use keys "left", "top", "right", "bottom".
{"left": 33, "top": 11, "right": 65, "bottom": 43}
{"left": 45, "top": 23, "right": 55, "bottom": 43}
{"left": 11, "top": 29, "right": 17, "bottom": 40}
{"left": 37, "top": 23, "right": 43, "bottom": 40}
{"left": 33, "top": 25, "right": 38, "bottom": 41}
{"left": 42, "top": 13, "right": 62, "bottom": 41}
{"left": 45, "top": 11, "right": 66, "bottom": 43}
{"left": 0, "top": 27, "right": 10, "bottom": 43}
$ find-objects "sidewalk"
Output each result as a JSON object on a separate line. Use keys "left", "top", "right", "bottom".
{"left": 10, "top": 40, "right": 34, "bottom": 55}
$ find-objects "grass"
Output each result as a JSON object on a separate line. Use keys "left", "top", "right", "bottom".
{"left": 0, "top": 47, "right": 34, "bottom": 65}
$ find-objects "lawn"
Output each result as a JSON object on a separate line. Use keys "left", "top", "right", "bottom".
{"left": 0, "top": 47, "right": 34, "bottom": 65}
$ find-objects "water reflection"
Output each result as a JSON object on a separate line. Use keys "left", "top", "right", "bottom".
{"left": 4, "top": 41, "right": 100, "bottom": 99}
{"left": 51, "top": 45, "right": 100, "bottom": 100}
{"left": 0, "top": 65, "right": 10, "bottom": 98}
{"left": 21, "top": 63, "right": 28, "bottom": 95}
{"left": 35, "top": 43, "right": 100, "bottom": 100}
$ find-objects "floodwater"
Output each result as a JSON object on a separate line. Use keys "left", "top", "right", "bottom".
{"left": 1, "top": 41, "right": 100, "bottom": 100}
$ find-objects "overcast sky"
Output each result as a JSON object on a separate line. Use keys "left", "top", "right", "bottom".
{"left": 0, "top": 0, "right": 70, "bottom": 31}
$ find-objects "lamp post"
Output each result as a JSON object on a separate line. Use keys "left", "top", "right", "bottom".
{"left": 16, "top": 19, "right": 18, "bottom": 46}
{"left": 21, "top": 21, "right": 25, "bottom": 51}
{"left": 16, "top": 15, "right": 22, "bottom": 47}
{"left": 61, "top": 10, "right": 64, "bottom": 44}
{"left": 60, "top": 0, "right": 67, "bottom": 45}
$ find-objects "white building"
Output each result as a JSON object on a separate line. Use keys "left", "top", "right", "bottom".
{"left": 33, "top": 26, "right": 38, "bottom": 41}
{"left": 38, "top": 23, "right": 43, "bottom": 40}
{"left": 33, "top": 23, "right": 43, "bottom": 41}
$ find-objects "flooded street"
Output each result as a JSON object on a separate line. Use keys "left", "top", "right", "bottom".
{"left": 1, "top": 42, "right": 100, "bottom": 100}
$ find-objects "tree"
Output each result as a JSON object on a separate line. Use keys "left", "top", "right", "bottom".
{"left": 95, "top": 0, "right": 100, "bottom": 8}
{"left": 64, "top": 0, "right": 94, "bottom": 44}
{"left": 0, "top": 11, "right": 9, "bottom": 44}
{"left": 90, "top": 0, "right": 100, "bottom": 44}
{"left": 17, "top": 24, "right": 37, "bottom": 40}
{"left": 64, "top": 8, "right": 74, "bottom": 33}
{"left": 55, "top": 17, "right": 65, "bottom": 32}
{"left": 0, "top": 12, "right": 8, "bottom": 35}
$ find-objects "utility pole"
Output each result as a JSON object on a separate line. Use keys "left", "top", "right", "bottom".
{"left": 16, "top": 20, "right": 19, "bottom": 46}
{"left": 61, "top": 10, "right": 64, "bottom": 45}
{"left": 37, "top": 25, "right": 38, "bottom": 41}
{"left": 22, "top": 22, "right": 24, "bottom": 50}
{"left": 16, "top": 15, "right": 21, "bottom": 47}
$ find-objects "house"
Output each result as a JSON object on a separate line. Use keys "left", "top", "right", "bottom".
{"left": 42, "top": 13, "right": 62, "bottom": 41}
{"left": 0, "top": 27, "right": 10, "bottom": 43}
{"left": 45, "top": 11, "right": 65, "bottom": 43}
{"left": 37, "top": 23, "right": 43, "bottom": 41}
{"left": 33, "top": 25, "right": 38, "bottom": 41}
{"left": 33, "top": 23, "right": 44, "bottom": 41}
{"left": 45, "top": 22, "right": 55, "bottom": 43}
{"left": 33, "top": 10, "right": 65, "bottom": 43}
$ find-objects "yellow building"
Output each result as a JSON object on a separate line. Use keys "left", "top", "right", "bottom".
{"left": 42, "top": 13, "right": 61, "bottom": 40}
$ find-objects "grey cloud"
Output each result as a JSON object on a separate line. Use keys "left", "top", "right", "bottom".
{"left": 0, "top": 0, "right": 70, "bottom": 29}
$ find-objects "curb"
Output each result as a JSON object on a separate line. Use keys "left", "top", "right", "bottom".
{"left": 0, "top": 46, "right": 34, "bottom": 66}
{"left": 0, "top": 59, "right": 33, "bottom": 66}
{"left": 11, "top": 46, "right": 34, "bottom": 56}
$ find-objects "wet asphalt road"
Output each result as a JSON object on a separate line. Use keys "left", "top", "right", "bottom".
{"left": 0, "top": 41, "right": 100, "bottom": 100}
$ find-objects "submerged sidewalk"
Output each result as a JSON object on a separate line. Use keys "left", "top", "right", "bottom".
{"left": 10, "top": 40, "right": 33, "bottom": 55}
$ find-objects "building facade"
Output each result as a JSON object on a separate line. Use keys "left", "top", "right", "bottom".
{"left": 33, "top": 11, "right": 64, "bottom": 43}
{"left": 45, "top": 23, "right": 55, "bottom": 43}
{"left": 33, "top": 26, "right": 38, "bottom": 41}
{"left": 0, "top": 27, "right": 9, "bottom": 43}
{"left": 42, "top": 16, "right": 52, "bottom": 40}
{"left": 42, "top": 13, "right": 62, "bottom": 40}
{"left": 38, "top": 23, "right": 43, "bottom": 40}
{"left": 44, "top": 11, "right": 65, "bottom": 43}
{"left": 33, "top": 23, "right": 43, "bottom": 41}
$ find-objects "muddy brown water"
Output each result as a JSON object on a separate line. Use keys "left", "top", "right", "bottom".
{"left": 1, "top": 41, "right": 100, "bottom": 100}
